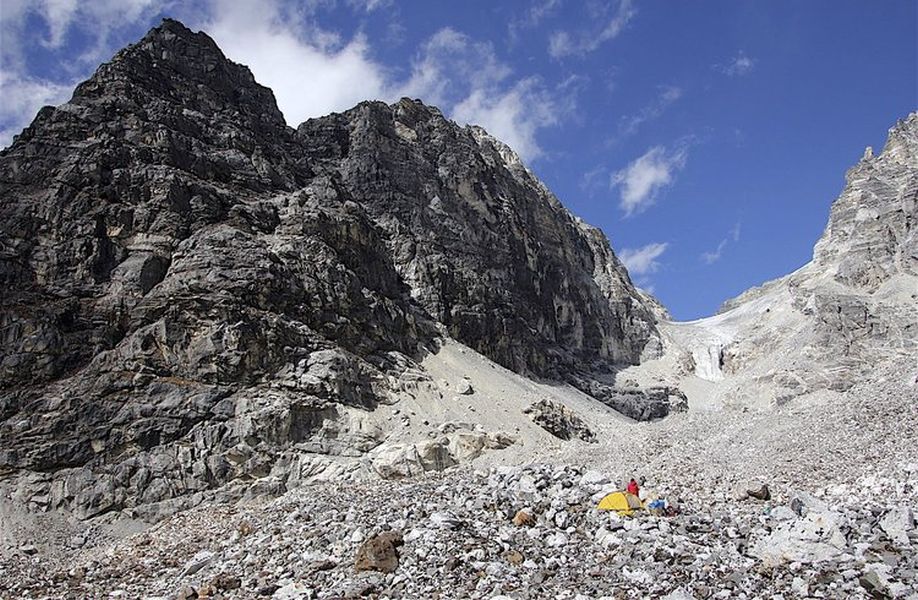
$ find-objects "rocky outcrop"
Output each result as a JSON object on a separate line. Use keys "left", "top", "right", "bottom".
{"left": 524, "top": 400, "right": 596, "bottom": 442}
{"left": 568, "top": 378, "right": 688, "bottom": 421}
{"left": 0, "top": 19, "right": 663, "bottom": 519}
{"left": 811, "top": 116, "right": 918, "bottom": 288}
{"left": 370, "top": 423, "right": 515, "bottom": 479}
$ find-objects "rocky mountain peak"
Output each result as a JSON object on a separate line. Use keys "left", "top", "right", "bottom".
{"left": 0, "top": 19, "right": 667, "bottom": 519}
{"left": 811, "top": 110, "right": 917, "bottom": 288}
{"left": 72, "top": 18, "right": 287, "bottom": 129}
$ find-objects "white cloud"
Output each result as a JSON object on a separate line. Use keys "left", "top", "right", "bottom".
{"left": 719, "top": 51, "right": 756, "bottom": 76}
{"left": 203, "top": 0, "right": 390, "bottom": 125}
{"left": 0, "top": 70, "right": 77, "bottom": 146}
{"left": 452, "top": 78, "right": 562, "bottom": 162}
{"left": 618, "top": 242, "right": 668, "bottom": 275}
{"left": 549, "top": 0, "right": 636, "bottom": 58}
{"left": 701, "top": 239, "right": 727, "bottom": 264}
{"left": 400, "top": 27, "right": 575, "bottom": 162}
{"left": 701, "top": 221, "right": 741, "bottom": 265}
{"left": 611, "top": 144, "right": 688, "bottom": 216}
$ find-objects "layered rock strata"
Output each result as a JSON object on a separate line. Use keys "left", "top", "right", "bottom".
{"left": 0, "top": 19, "right": 662, "bottom": 519}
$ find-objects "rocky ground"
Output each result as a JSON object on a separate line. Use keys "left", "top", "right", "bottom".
{"left": 2, "top": 364, "right": 915, "bottom": 599}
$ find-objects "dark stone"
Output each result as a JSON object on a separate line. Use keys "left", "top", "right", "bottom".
{"left": 524, "top": 399, "right": 595, "bottom": 442}
{"left": 354, "top": 531, "right": 403, "bottom": 573}
{"left": 747, "top": 485, "right": 771, "bottom": 501}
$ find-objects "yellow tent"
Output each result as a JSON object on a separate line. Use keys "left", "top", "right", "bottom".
{"left": 596, "top": 491, "right": 643, "bottom": 515}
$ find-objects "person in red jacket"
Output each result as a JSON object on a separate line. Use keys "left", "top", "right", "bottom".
{"left": 627, "top": 478, "right": 640, "bottom": 496}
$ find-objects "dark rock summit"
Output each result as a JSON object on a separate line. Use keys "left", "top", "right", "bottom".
{"left": 0, "top": 20, "right": 662, "bottom": 518}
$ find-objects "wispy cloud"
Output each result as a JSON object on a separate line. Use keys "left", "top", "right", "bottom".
{"left": 508, "top": 0, "right": 562, "bottom": 43}
{"left": 717, "top": 51, "right": 756, "bottom": 76}
{"left": 580, "top": 165, "right": 608, "bottom": 195}
{"left": 0, "top": 71, "right": 78, "bottom": 146}
{"left": 401, "top": 27, "right": 578, "bottom": 162}
{"left": 399, "top": 27, "right": 512, "bottom": 106}
{"left": 619, "top": 242, "right": 669, "bottom": 275}
{"left": 346, "top": 0, "right": 392, "bottom": 12}
{"left": 611, "top": 144, "right": 689, "bottom": 216}
{"left": 548, "top": 0, "right": 636, "bottom": 58}
{"left": 701, "top": 221, "right": 742, "bottom": 265}
{"left": 616, "top": 84, "right": 682, "bottom": 140}
{"left": 730, "top": 221, "right": 742, "bottom": 242}
{"left": 701, "top": 239, "right": 727, "bottom": 264}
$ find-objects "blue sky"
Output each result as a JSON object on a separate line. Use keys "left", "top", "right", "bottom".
{"left": 1, "top": 1, "right": 915, "bottom": 319}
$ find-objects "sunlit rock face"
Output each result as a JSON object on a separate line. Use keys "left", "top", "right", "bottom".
{"left": 654, "top": 113, "right": 918, "bottom": 406}
{"left": 0, "top": 19, "right": 661, "bottom": 519}
{"left": 811, "top": 113, "right": 918, "bottom": 288}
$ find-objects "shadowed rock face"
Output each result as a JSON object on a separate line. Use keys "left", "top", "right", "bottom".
{"left": 0, "top": 19, "right": 661, "bottom": 518}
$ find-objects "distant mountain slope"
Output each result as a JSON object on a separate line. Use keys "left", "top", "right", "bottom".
{"left": 624, "top": 113, "right": 917, "bottom": 407}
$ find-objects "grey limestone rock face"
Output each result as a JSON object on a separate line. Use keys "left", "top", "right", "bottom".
{"left": 0, "top": 19, "right": 662, "bottom": 518}
{"left": 704, "top": 113, "right": 918, "bottom": 399}
{"left": 296, "top": 98, "right": 660, "bottom": 375}
{"left": 811, "top": 114, "right": 918, "bottom": 288}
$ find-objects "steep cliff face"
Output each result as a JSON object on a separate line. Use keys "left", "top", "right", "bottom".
{"left": 810, "top": 113, "right": 917, "bottom": 288}
{"left": 630, "top": 113, "right": 918, "bottom": 407}
{"left": 0, "top": 20, "right": 661, "bottom": 518}
{"left": 296, "top": 100, "right": 659, "bottom": 375}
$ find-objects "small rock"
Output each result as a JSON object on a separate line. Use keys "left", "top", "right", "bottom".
{"left": 858, "top": 571, "right": 887, "bottom": 598}
{"left": 579, "top": 470, "right": 610, "bottom": 488}
{"left": 209, "top": 573, "right": 241, "bottom": 591}
{"left": 512, "top": 509, "right": 535, "bottom": 527}
{"left": 237, "top": 521, "right": 256, "bottom": 536}
{"left": 355, "top": 531, "right": 403, "bottom": 573}
{"left": 273, "top": 582, "right": 310, "bottom": 600}
{"left": 256, "top": 584, "right": 280, "bottom": 596}
{"left": 172, "top": 587, "right": 196, "bottom": 600}
{"left": 747, "top": 484, "right": 771, "bottom": 501}
{"left": 879, "top": 506, "right": 914, "bottom": 547}
{"left": 180, "top": 550, "right": 215, "bottom": 577}
{"left": 429, "top": 511, "right": 463, "bottom": 529}
{"left": 771, "top": 506, "right": 797, "bottom": 521}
